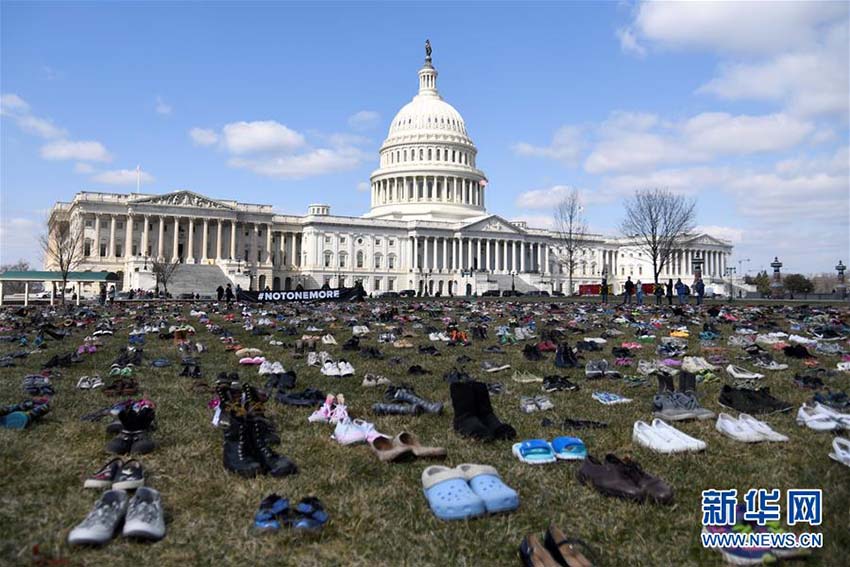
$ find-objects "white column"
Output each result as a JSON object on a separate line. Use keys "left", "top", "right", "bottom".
{"left": 250, "top": 224, "right": 258, "bottom": 264}
{"left": 125, "top": 215, "right": 134, "bottom": 258}
{"left": 171, "top": 217, "right": 179, "bottom": 260}
{"left": 432, "top": 237, "right": 438, "bottom": 270}
{"left": 544, "top": 244, "right": 550, "bottom": 275}
{"left": 93, "top": 214, "right": 101, "bottom": 258}
{"left": 265, "top": 224, "right": 272, "bottom": 264}
{"left": 441, "top": 238, "right": 447, "bottom": 271}
{"left": 230, "top": 222, "right": 237, "bottom": 260}
{"left": 520, "top": 241, "right": 526, "bottom": 272}
{"left": 157, "top": 217, "right": 165, "bottom": 260}
{"left": 502, "top": 240, "right": 508, "bottom": 274}
{"left": 186, "top": 218, "right": 195, "bottom": 263}
{"left": 141, "top": 215, "right": 149, "bottom": 257}
{"left": 216, "top": 221, "right": 223, "bottom": 260}
{"left": 512, "top": 241, "right": 518, "bottom": 273}
{"left": 423, "top": 237, "right": 430, "bottom": 270}
{"left": 475, "top": 239, "right": 481, "bottom": 270}
{"left": 485, "top": 239, "right": 491, "bottom": 271}
{"left": 202, "top": 219, "right": 209, "bottom": 261}
{"left": 467, "top": 238, "right": 472, "bottom": 270}
{"left": 412, "top": 236, "right": 419, "bottom": 270}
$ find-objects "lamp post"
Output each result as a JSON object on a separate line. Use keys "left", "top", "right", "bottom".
{"left": 511, "top": 270, "right": 516, "bottom": 292}
{"left": 725, "top": 267, "right": 736, "bottom": 301}
{"left": 836, "top": 260, "right": 846, "bottom": 298}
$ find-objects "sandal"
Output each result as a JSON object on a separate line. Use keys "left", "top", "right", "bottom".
{"left": 291, "top": 497, "right": 328, "bottom": 532}
{"left": 544, "top": 524, "right": 597, "bottom": 567}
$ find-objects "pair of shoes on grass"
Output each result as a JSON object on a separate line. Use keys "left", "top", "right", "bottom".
{"left": 68, "top": 488, "right": 165, "bottom": 545}
{"left": 512, "top": 437, "right": 586, "bottom": 464}
{"left": 370, "top": 431, "right": 446, "bottom": 462}
{"left": 422, "top": 464, "right": 518, "bottom": 520}
{"left": 254, "top": 494, "right": 328, "bottom": 532}
{"left": 519, "top": 524, "right": 596, "bottom": 567}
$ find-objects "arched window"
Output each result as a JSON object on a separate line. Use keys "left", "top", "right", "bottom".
{"left": 356, "top": 251, "right": 364, "bottom": 268}
{"left": 419, "top": 148, "right": 423, "bottom": 160}
{"left": 428, "top": 148, "right": 432, "bottom": 160}
{"left": 387, "top": 254, "right": 396, "bottom": 269}
{"left": 436, "top": 148, "right": 440, "bottom": 161}
{"left": 339, "top": 252, "right": 348, "bottom": 268}
{"left": 323, "top": 251, "right": 332, "bottom": 268}
{"left": 374, "top": 253, "right": 382, "bottom": 269}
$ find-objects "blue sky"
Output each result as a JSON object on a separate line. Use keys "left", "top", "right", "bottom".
{"left": 2, "top": 1, "right": 848, "bottom": 274}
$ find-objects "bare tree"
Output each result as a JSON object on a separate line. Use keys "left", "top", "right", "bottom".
{"left": 620, "top": 188, "right": 696, "bottom": 285}
{"left": 40, "top": 218, "right": 85, "bottom": 304}
{"left": 151, "top": 258, "right": 180, "bottom": 295}
{"left": 553, "top": 188, "right": 588, "bottom": 295}
{"left": 0, "top": 260, "right": 33, "bottom": 295}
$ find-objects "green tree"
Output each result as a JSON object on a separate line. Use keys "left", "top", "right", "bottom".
{"left": 784, "top": 274, "right": 814, "bottom": 294}
{"left": 752, "top": 270, "right": 771, "bottom": 297}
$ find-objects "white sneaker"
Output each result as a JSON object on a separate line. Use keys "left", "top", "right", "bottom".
{"left": 682, "top": 357, "right": 717, "bottom": 373}
{"left": 738, "top": 413, "right": 788, "bottom": 442}
{"left": 653, "top": 418, "right": 706, "bottom": 452}
{"left": 437, "top": 332, "right": 451, "bottom": 342}
{"left": 68, "top": 490, "right": 129, "bottom": 546}
{"left": 753, "top": 359, "right": 789, "bottom": 371}
{"left": 338, "top": 360, "right": 355, "bottom": 377}
{"left": 322, "top": 334, "right": 337, "bottom": 345}
{"left": 428, "top": 332, "right": 440, "bottom": 341}
{"left": 321, "top": 361, "right": 341, "bottom": 377}
{"left": 331, "top": 418, "right": 377, "bottom": 445}
{"left": 632, "top": 420, "right": 682, "bottom": 453}
{"left": 725, "top": 364, "right": 764, "bottom": 380}
{"left": 352, "top": 325, "right": 370, "bottom": 336}
{"left": 829, "top": 437, "right": 850, "bottom": 467}
{"left": 271, "top": 361, "right": 285, "bottom": 374}
{"left": 319, "top": 351, "right": 333, "bottom": 365}
{"left": 258, "top": 360, "right": 274, "bottom": 375}
{"left": 716, "top": 413, "right": 764, "bottom": 443}
{"left": 122, "top": 487, "right": 165, "bottom": 541}
{"left": 307, "top": 352, "right": 320, "bottom": 367}
{"left": 812, "top": 402, "right": 850, "bottom": 429}
{"left": 796, "top": 404, "right": 841, "bottom": 431}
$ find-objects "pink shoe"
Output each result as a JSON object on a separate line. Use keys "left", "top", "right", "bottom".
{"left": 251, "top": 357, "right": 266, "bottom": 365}
{"left": 332, "top": 419, "right": 382, "bottom": 445}
{"left": 308, "top": 395, "right": 335, "bottom": 423}
{"left": 238, "top": 357, "right": 254, "bottom": 365}
{"left": 329, "top": 394, "right": 349, "bottom": 424}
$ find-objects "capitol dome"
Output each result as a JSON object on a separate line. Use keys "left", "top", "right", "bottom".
{"left": 364, "top": 43, "right": 488, "bottom": 222}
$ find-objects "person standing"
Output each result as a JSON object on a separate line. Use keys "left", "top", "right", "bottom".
{"left": 666, "top": 279, "right": 674, "bottom": 306}
{"left": 99, "top": 284, "right": 107, "bottom": 306}
{"left": 695, "top": 277, "right": 705, "bottom": 305}
{"left": 216, "top": 285, "right": 224, "bottom": 301}
{"left": 600, "top": 275, "right": 608, "bottom": 304}
{"left": 623, "top": 277, "right": 635, "bottom": 305}
{"left": 654, "top": 282, "right": 664, "bottom": 305}
{"left": 675, "top": 278, "right": 686, "bottom": 305}
{"left": 635, "top": 280, "right": 644, "bottom": 305}
{"left": 225, "top": 283, "right": 234, "bottom": 305}
{"left": 108, "top": 285, "right": 116, "bottom": 304}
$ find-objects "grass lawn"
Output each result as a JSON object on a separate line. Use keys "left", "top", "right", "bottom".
{"left": 1, "top": 298, "right": 848, "bottom": 566}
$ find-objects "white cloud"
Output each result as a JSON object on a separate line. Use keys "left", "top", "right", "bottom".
{"left": 602, "top": 166, "right": 728, "bottom": 195}
{"left": 155, "top": 96, "right": 172, "bottom": 115}
{"left": 16, "top": 114, "right": 67, "bottom": 139}
{"left": 73, "top": 162, "right": 94, "bottom": 174}
{"left": 40, "top": 140, "right": 111, "bottom": 162}
{"left": 515, "top": 185, "right": 576, "bottom": 209}
{"left": 348, "top": 110, "right": 380, "bottom": 131}
{"left": 0, "top": 93, "right": 29, "bottom": 115}
{"left": 222, "top": 120, "right": 305, "bottom": 155}
{"left": 356, "top": 181, "right": 370, "bottom": 192}
{"left": 683, "top": 112, "right": 814, "bottom": 154}
{"left": 694, "top": 225, "right": 745, "bottom": 244}
{"left": 0, "top": 217, "right": 42, "bottom": 265}
{"left": 189, "top": 127, "right": 219, "bottom": 146}
{"left": 512, "top": 126, "right": 583, "bottom": 165}
{"left": 616, "top": 27, "right": 646, "bottom": 57}
{"left": 90, "top": 168, "right": 154, "bottom": 186}
{"left": 228, "top": 147, "right": 367, "bottom": 179}
{"left": 626, "top": 1, "right": 846, "bottom": 55}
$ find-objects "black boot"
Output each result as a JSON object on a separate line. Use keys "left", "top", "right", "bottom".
{"left": 392, "top": 389, "right": 443, "bottom": 414}
{"left": 657, "top": 373, "right": 675, "bottom": 392}
{"left": 679, "top": 371, "right": 697, "bottom": 393}
{"left": 471, "top": 381, "right": 516, "bottom": 440}
{"left": 449, "top": 382, "right": 493, "bottom": 441}
{"left": 372, "top": 402, "right": 423, "bottom": 415}
{"left": 247, "top": 415, "right": 297, "bottom": 477}
{"left": 223, "top": 415, "right": 261, "bottom": 478}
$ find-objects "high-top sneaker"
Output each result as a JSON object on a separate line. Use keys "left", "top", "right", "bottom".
{"left": 657, "top": 373, "right": 675, "bottom": 393}
{"left": 247, "top": 415, "right": 297, "bottom": 477}
{"left": 223, "top": 414, "right": 261, "bottom": 477}
{"left": 678, "top": 371, "right": 697, "bottom": 393}
{"left": 371, "top": 402, "right": 423, "bottom": 416}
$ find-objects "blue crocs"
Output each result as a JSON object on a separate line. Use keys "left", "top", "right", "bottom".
{"left": 292, "top": 497, "right": 329, "bottom": 532}
{"left": 457, "top": 464, "right": 519, "bottom": 514}
{"left": 422, "top": 465, "right": 486, "bottom": 521}
{"left": 551, "top": 436, "right": 587, "bottom": 460}
{"left": 511, "top": 439, "right": 556, "bottom": 464}
{"left": 253, "top": 494, "right": 289, "bottom": 531}
{"left": 0, "top": 411, "right": 29, "bottom": 429}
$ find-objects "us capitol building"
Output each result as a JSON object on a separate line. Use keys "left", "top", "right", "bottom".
{"left": 47, "top": 43, "right": 732, "bottom": 297}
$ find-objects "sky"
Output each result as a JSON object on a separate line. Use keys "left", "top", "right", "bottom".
{"left": 1, "top": 1, "right": 848, "bottom": 275}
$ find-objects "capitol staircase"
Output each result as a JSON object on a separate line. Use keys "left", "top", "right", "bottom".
{"left": 164, "top": 264, "right": 232, "bottom": 298}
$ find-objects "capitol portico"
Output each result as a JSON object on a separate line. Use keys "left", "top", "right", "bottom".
{"left": 47, "top": 44, "right": 733, "bottom": 297}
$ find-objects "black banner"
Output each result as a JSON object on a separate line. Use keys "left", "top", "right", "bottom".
{"left": 237, "top": 286, "right": 366, "bottom": 303}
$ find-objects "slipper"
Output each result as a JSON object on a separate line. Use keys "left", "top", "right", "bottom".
{"left": 421, "top": 465, "right": 486, "bottom": 521}
{"left": 829, "top": 437, "right": 850, "bottom": 467}
{"left": 370, "top": 436, "right": 415, "bottom": 463}
{"left": 544, "top": 524, "right": 597, "bottom": 567}
{"left": 551, "top": 437, "right": 587, "bottom": 460}
{"left": 393, "top": 432, "right": 447, "bottom": 458}
{"left": 512, "top": 439, "right": 557, "bottom": 465}
{"left": 456, "top": 464, "right": 519, "bottom": 513}
{"left": 291, "top": 497, "right": 328, "bottom": 532}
